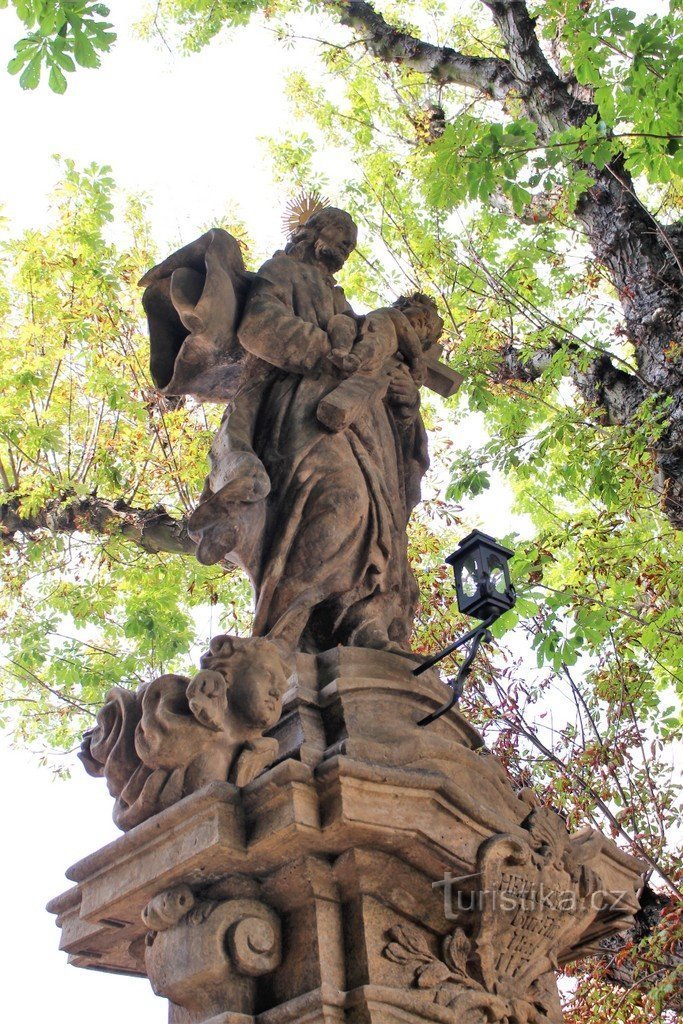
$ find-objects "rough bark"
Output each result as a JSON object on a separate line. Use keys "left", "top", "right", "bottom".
{"left": 331, "top": 0, "right": 683, "bottom": 527}
{"left": 483, "top": 1, "right": 683, "bottom": 524}
{"left": 571, "top": 353, "right": 649, "bottom": 427}
{"left": 599, "top": 885, "right": 683, "bottom": 1012}
{"left": 501, "top": 342, "right": 648, "bottom": 427}
{"left": 500, "top": 339, "right": 563, "bottom": 383}
{"left": 573, "top": 166, "right": 683, "bottom": 521}
{"left": 330, "top": 0, "right": 515, "bottom": 99}
{"left": 0, "top": 494, "right": 196, "bottom": 556}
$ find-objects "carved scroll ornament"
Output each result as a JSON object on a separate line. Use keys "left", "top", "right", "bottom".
{"left": 142, "top": 885, "right": 281, "bottom": 1022}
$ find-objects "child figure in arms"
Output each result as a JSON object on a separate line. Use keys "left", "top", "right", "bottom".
{"left": 318, "top": 293, "right": 443, "bottom": 432}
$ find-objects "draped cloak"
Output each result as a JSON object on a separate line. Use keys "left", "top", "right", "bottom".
{"left": 202, "top": 251, "right": 429, "bottom": 652}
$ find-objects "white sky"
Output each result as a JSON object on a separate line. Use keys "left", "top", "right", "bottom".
{"left": 0, "top": 3, "right": 314, "bottom": 252}
{"left": 0, "top": 739, "right": 165, "bottom": 1021}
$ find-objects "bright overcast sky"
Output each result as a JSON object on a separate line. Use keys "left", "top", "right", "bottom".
{"left": 0, "top": 0, "right": 667, "bottom": 1020}
{"left": 0, "top": 2, "right": 317, "bottom": 252}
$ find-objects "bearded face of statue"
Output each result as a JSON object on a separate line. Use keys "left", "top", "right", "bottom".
{"left": 288, "top": 208, "right": 358, "bottom": 274}
{"left": 312, "top": 215, "right": 358, "bottom": 272}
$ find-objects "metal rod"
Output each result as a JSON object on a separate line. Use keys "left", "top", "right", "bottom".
{"left": 414, "top": 613, "right": 498, "bottom": 727}
{"left": 412, "top": 614, "right": 497, "bottom": 676}
{"left": 416, "top": 628, "right": 490, "bottom": 727}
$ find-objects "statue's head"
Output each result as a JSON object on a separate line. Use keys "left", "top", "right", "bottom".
{"left": 393, "top": 293, "right": 443, "bottom": 349}
{"left": 285, "top": 207, "right": 358, "bottom": 273}
{"left": 142, "top": 884, "right": 195, "bottom": 932}
{"left": 200, "top": 634, "right": 289, "bottom": 732}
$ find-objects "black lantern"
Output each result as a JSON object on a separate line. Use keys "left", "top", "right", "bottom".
{"left": 414, "top": 530, "right": 516, "bottom": 726}
{"left": 447, "top": 529, "right": 515, "bottom": 620}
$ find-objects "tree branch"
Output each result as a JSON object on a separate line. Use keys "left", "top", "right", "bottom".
{"left": 482, "top": 0, "right": 595, "bottom": 133}
{"left": 500, "top": 342, "right": 647, "bottom": 427}
{"left": 572, "top": 353, "right": 648, "bottom": 427}
{"left": 329, "top": 0, "right": 515, "bottom": 99}
{"left": 1, "top": 494, "right": 197, "bottom": 556}
{"left": 500, "top": 338, "right": 562, "bottom": 383}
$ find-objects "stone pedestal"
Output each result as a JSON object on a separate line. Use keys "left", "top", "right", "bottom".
{"left": 48, "top": 649, "right": 643, "bottom": 1024}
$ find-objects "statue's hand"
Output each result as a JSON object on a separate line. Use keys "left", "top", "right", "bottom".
{"left": 332, "top": 316, "right": 396, "bottom": 377}
{"left": 232, "top": 737, "right": 279, "bottom": 788}
{"left": 327, "top": 313, "right": 358, "bottom": 355}
{"left": 395, "top": 325, "right": 426, "bottom": 386}
{"left": 387, "top": 363, "right": 420, "bottom": 419}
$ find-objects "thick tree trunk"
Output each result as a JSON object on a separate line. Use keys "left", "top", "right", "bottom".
{"left": 599, "top": 885, "right": 683, "bottom": 1012}
{"left": 331, "top": 0, "right": 683, "bottom": 527}
{"left": 573, "top": 163, "right": 683, "bottom": 522}
{"left": 483, "top": 0, "right": 683, "bottom": 525}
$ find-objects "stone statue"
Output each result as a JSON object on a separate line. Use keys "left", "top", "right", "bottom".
{"left": 318, "top": 295, "right": 440, "bottom": 432}
{"left": 56, "top": 208, "right": 642, "bottom": 1024}
{"left": 140, "top": 208, "right": 443, "bottom": 655}
{"left": 79, "top": 634, "right": 287, "bottom": 829}
{"left": 76, "top": 208, "right": 454, "bottom": 825}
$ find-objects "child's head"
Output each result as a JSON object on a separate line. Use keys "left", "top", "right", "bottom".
{"left": 200, "top": 634, "right": 288, "bottom": 731}
{"left": 393, "top": 293, "right": 443, "bottom": 349}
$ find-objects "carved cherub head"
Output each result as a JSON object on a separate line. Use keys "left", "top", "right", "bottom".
{"left": 198, "top": 634, "right": 288, "bottom": 734}
{"left": 285, "top": 207, "right": 358, "bottom": 273}
{"left": 80, "top": 637, "right": 290, "bottom": 830}
{"left": 393, "top": 293, "right": 443, "bottom": 350}
{"left": 142, "top": 884, "right": 195, "bottom": 932}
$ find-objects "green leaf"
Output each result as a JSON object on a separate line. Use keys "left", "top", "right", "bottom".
{"left": 15, "top": 0, "right": 38, "bottom": 26}
{"left": 507, "top": 183, "right": 532, "bottom": 215}
{"left": 7, "top": 53, "right": 30, "bottom": 75}
{"left": 48, "top": 62, "right": 67, "bottom": 94}
{"left": 39, "top": 9, "right": 56, "bottom": 35}
{"left": 91, "top": 28, "right": 117, "bottom": 50}
{"left": 73, "top": 33, "right": 101, "bottom": 68}
{"left": 14, "top": 36, "right": 39, "bottom": 53}
{"left": 19, "top": 52, "right": 42, "bottom": 89}
{"left": 51, "top": 47, "right": 76, "bottom": 73}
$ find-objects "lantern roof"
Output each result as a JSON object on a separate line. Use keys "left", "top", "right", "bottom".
{"left": 445, "top": 529, "right": 514, "bottom": 565}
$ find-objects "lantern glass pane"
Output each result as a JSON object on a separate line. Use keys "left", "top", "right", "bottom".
{"left": 488, "top": 555, "right": 507, "bottom": 594}
{"left": 460, "top": 556, "right": 479, "bottom": 597}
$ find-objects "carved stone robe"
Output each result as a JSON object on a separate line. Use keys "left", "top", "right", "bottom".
{"left": 206, "top": 250, "right": 429, "bottom": 653}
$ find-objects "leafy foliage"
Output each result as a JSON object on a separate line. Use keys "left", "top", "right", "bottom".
{"left": 135, "top": 0, "right": 266, "bottom": 52}
{"left": 537, "top": 1, "right": 683, "bottom": 183}
{"left": 2, "top": 1, "right": 116, "bottom": 91}
{"left": 0, "top": 162, "right": 251, "bottom": 749}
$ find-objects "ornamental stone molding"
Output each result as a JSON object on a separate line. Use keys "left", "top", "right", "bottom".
{"left": 48, "top": 648, "right": 644, "bottom": 1024}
